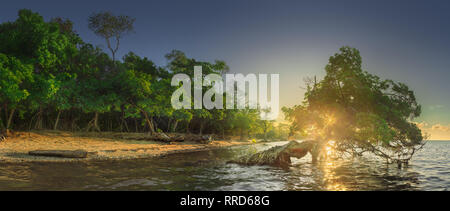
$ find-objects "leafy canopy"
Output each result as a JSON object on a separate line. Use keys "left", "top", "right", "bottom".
{"left": 284, "top": 46, "right": 425, "bottom": 163}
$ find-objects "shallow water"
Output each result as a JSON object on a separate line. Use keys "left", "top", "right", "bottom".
{"left": 0, "top": 141, "right": 448, "bottom": 190}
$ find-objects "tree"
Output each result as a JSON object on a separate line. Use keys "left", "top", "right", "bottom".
{"left": 116, "top": 67, "right": 154, "bottom": 133}
{"left": 257, "top": 118, "right": 274, "bottom": 141}
{"left": 73, "top": 44, "right": 117, "bottom": 132}
{"left": 283, "top": 46, "right": 425, "bottom": 164}
{"left": 165, "top": 50, "right": 230, "bottom": 135}
{"left": 88, "top": 12, "right": 135, "bottom": 62}
{"left": 0, "top": 54, "right": 33, "bottom": 130}
{"left": 49, "top": 17, "right": 83, "bottom": 130}
{"left": 0, "top": 9, "right": 79, "bottom": 130}
{"left": 233, "top": 108, "right": 259, "bottom": 140}
{"left": 121, "top": 52, "right": 171, "bottom": 134}
{"left": 257, "top": 107, "right": 275, "bottom": 141}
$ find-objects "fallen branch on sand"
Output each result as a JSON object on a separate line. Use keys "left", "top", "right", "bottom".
{"left": 116, "top": 133, "right": 213, "bottom": 144}
{"left": 28, "top": 150, "right": 96, "bottom": 158}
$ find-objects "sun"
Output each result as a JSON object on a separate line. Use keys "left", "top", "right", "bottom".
{"left": 325, "top": 146, "right": 333, "bottom": 156}
{"left": 324, "top": 140, "right": 336, "bottom": 156}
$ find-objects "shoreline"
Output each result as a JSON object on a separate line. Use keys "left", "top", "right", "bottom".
{"left": 0, "top": 130, "right": 254, "bottom": 163}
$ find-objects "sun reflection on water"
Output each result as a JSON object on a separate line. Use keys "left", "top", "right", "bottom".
{"left": 320, "top": 140, "right": 348, "bottom": 191}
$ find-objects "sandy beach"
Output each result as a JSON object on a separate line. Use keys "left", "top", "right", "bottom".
{"left": 0, "top": 130, "right": 253, "bottom": 163}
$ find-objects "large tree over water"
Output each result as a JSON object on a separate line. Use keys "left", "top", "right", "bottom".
{"left": 283, "top": 46, "right": 425, "bottom": 164}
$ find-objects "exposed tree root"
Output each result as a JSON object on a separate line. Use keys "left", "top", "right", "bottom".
{"left": 228, "top": 140, "right": 318, "bottom": 167}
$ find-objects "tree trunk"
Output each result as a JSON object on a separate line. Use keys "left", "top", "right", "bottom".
{"left": 6, "top": 108, "right": 15, "bottom": 130}
{"left": 54, "top": 110, "right": 61, "bottom": 130}
{"left": 106, "top": 38, "right": 116, "bottom": 62}
{"left": 85, "top": 112, "right": 101, "bottom": 132}
{"left": 119, "top": 112, "right": 123, "bottom": 132}
{"left": 263, "top": 122, "right": 268, "bottom": 141}
{"left": 186, "top": 120, "right": 191, "bottom": 133}
{"left": 311, "top": 154, "right": 318, "bottom": 164}
{"left": 229, "top": 140, "right": 316, "bottom": 166}
{"left": 71, "top": 117, "right": 78, "bottom": 132}
{"left": 134, "top": 118, "right": 139, "bottom": 133}
{"left": 34, "top": 107, "right": 43, "bottom": 129}
{"left": 109, "top": 117, "right": 113, "bottom": 131}
{"left": 93, "top": 112, "right": 100, "bottom": 132}
{"left": 3, "top": 104, "right": 7, "bottom": 128}
{"left": 120, "top": 106, "right": 129, "bottom": 132}
{"left": 167, "top": 119, "right": 172, "bottom": 133}
{"left": 0, "top": 107, "right": 4, "bottom": 130}
{"left": 199, "top": 121, "right": 205, "bottom": 135}
{"left": 142, "top": 111, "right": 155, "bottom": 135}
{"left": 123, "top": 119, "right": 129, "bottom": 132}
{"left": 172, "top": 120, "right": 178, "bottom": 132}
{"left": 153, "top": 117, "right": 158, "bottom": 132}
{"left": 263, "top": 127, "right": 268, "bottom": 141}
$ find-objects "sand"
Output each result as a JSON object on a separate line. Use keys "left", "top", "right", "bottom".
{"left": 0, "top": 130, "right": 253, "bottom": 163}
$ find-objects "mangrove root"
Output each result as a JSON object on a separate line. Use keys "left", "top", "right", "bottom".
{"left": 228, "top": 140, "right": 317, "bottom": 166}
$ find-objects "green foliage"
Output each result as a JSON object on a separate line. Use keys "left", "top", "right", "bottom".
{"left": 283, "top": 46, "right": 425, "bottom": 163}
{"left": 0, "top": 9, "right": 79, "bottom": 129}
{"left": 0, "top": 9, "right": 271, "bottom": 139}
{"left": 88, "top": 11, "right": 135, "bottom": 61}
{"left": 165, "top": 50, "right": 231, "bottom": 134}
{"left": 0, "top": 54, "right": 33, "bottom": 106}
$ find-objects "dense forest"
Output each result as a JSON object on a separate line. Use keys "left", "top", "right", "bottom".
{"left": 0, "top": 10, "right": 283, "bottom": 140}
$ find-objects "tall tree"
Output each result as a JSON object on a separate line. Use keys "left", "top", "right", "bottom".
{"left": 121, "top": 52, "right": 171, "bottom": 134}
{"left": 73, "top": 44, "right": 116, "bottom": 132}
{"left": 165, "top": 50, "right": 230, "bottom": 135}
{"left": 0, "top": 54, "right": 33, "bottom": 130}
{"left": 88, "top": 12, "right": 135, "bottom": 61}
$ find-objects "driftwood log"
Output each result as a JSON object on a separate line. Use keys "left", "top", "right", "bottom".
{"left": 28, "top": 150, "right": 93, "bottom": 158}
{"left": 228, "top": 140, "right": 319, "bottom": 166}
{"left": 172, "top": 134, "right": 212, "bottom": 144}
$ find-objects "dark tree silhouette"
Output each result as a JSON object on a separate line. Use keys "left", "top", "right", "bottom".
{"left": 88, "top": 11, "right": 135, "bottom": 61}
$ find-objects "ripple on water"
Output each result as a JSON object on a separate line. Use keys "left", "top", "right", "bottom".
{"left": 0, "top": 141, "right": 448, "bottom": 190}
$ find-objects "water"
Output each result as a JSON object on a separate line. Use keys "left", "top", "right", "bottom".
{"left": 0, "top": 141, "right": 448, "bottom": 191}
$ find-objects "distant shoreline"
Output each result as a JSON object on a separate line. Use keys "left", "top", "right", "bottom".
{"left": 0, "top": 130, "right": 254, "bottom": 163}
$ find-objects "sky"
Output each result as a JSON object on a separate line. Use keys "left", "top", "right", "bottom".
{"left": 1, "top": 0, "right": 449, "bottom": 139}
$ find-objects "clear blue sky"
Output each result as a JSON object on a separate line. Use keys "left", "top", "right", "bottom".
{"left": 1, "top": 0, "right": 450, "bottom": 138}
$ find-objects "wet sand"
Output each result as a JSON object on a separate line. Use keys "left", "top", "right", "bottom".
{"left": 0, "top": 130, "right": 253, "bottom": 163}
